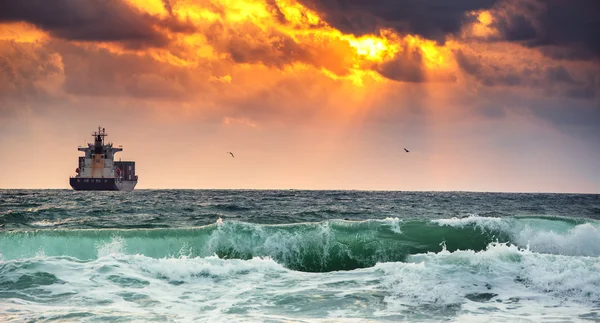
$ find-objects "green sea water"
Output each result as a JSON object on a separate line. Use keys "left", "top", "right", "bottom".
{"left": 1, "top": 190, "right": 599, "bottom": 322}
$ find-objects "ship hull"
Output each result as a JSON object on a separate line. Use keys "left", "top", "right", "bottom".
{"left": 70, "top": 178, "right": 137, "bottom": 191}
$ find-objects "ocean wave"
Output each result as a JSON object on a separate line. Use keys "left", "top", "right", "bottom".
{"left": 379, "top": 242, "right": 600, "bottom": 312}
{"left": 434, "top": 215, "right": 600, "bottom": 257}
{"left": 4, "top": 246, "right": 597, "bottom": 308}
{"left": 1, "top": 241, "right": 598, "bottom": 322}
{"left": 1, "top": 216, "right": 598, "bottom": 272}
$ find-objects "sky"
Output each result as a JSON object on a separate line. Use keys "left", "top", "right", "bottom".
{"left": 0, "top": 0, "right": 599, "bottom": 192}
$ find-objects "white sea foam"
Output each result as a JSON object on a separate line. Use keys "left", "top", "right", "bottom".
{"left": 96, "top": 236, "right": 127, "bottom": 257}
{"left": 30, "top": 218, "right": 78, "bottom": 227}
{"left": 376, "top": 242, "right": 600, "bottom": 321}
{"left": 1, "top": 248, "right": 598, "bottom": 323}
{"left": 432, "top": 215, "right": 600, "bottom": 257}
{"left": 515, "top": 222, "right": 600, "bottom": 257}
{"left": 381, "top": 217, "right": 402, "bottom": 233}
{"left": 30, "top": 220, "right": 57, "bottom": 227}
{"left": 128, "top": 255, "right": 287, "bottom": 281}
{"left": 432, "top": 214, "right": 508, "bottom": 232}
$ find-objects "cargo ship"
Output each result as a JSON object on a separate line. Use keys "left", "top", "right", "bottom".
{"left": 70, "top": 127, "right": 138, "bottom": 191}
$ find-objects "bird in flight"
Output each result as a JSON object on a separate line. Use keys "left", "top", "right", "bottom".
{"left": 404, "top": 148, "right": 410, "bottom": 153}
{"left": 227, "top": 152, "right": 235, "bottom": 158}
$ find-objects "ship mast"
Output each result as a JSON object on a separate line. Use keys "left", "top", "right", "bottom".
{"left": 92, "top": 126, "right": 108, "bottom": 154}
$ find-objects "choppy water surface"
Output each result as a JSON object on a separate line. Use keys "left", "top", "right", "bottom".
{"left": 1, "top": 190, "right": 599, "bottom": 322}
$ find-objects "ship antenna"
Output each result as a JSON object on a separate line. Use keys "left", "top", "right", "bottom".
{"left": 92, "top": 126, "right": 108, "bottom": 145}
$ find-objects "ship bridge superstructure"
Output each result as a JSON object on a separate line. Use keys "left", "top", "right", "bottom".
{"left": 75, "top": 127, "right": 122, "bottom": 179}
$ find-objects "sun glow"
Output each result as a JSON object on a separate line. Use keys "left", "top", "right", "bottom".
{"left": 121, "top": 0, "right": 453, "bottom": 85}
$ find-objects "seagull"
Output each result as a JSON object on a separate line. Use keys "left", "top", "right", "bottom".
{"left": 227, "top": 152, "right": 235, "bottom": 158}
{"left": 404, "top": 148, "right": 410, "bottom": 153}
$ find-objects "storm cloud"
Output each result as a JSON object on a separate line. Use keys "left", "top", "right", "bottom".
{"left": 493, "top": 0, "right": 600, "bottom": 60}
{"left": 298, "top": 0, "right": 600, "bottom": 61}
{"left": 454, "top": 46, "right": 599, "bottom": 99}
{"left": 0, "top": 0, "right": 194, "bottom": 48}
{"left": 296, "top": 0, "right": 497, "bottom": 41}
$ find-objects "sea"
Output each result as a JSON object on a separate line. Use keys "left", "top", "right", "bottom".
{"left": 1, "top": 190, "right": 599, "bottom": 322}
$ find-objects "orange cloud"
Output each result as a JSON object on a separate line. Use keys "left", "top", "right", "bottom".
{"left": 83, "top": 0, "right": 457, "bottom": 85}
{"left": 461, "top": 10, "right": 500, "bottom": 40}
{"left": 1, "top": 0, "right": 596, "bottom": 111}
{"left": 0, "top": 22, "right": 49, "bottom": 43}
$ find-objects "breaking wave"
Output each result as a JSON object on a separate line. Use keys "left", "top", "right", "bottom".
{"left": 1, "top": 216, "right": 598, "bottom": 272}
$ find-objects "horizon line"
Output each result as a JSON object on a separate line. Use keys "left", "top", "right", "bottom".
{"left": 1, "top": 187, "right": 598, "bottom": 195}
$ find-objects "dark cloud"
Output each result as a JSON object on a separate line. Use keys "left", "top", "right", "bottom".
{"left": 455, "top": 49, "right": 598, "bottom": 98}
{"left": 530, "top": 99, "right": 600, "bottom": 134}
{"left": 203, "top": 21, "right": 360, "bottom": 77}
{"left": 538, "top": 46, "right": 597, "bottom": 62}
{"left": 563, "top": 86, "right": 596, "bottom": 99}
{"left": 298, "top": 0, "right": 600, "bottom": 60}
{"left": 454, "top": 49, "right": 482, "bottom": 75}
{"left": 297, "top": 0, "right": 496, "bottom": 41}
{"left": 0, "top": 0, "right": 194, "bottom": 48}
{"left": 482, "top": 73, "right": 522, "bottom": 87}
{"left": 543, "top": 65, "right": 598, "bottom": 99}
{"left": 374, "top": 45, "right": 458, "bottom": 83}
{"left": 46, "top": 40, "right": 205, "bottom": 99}
{"left": 493, "top": 0, "right": 600, "bottom": 60}
{"left": 454, "top": 49, "right": 523, "bottom": 87}
{"left": 472, "top": 87, "right": 600, "bottom": 146}
{"left": 228, "top": 34, "right": 307, "bottom": 68}
{"left": 204, "top": 21, "right": 312, "bottom": 70}
{"left": 375, "top": 52, "right": 426, "bottom": 83}
{"left": 265, "top": 0, "right": 289, "bottom": 24}
{"left": 493, "top": 11, "right": 537, "bottom": 42}
{"left": 162, "top": 0, "right": 174, "bottom": 15}
{"left": 546, "top": 65, "right": 577, "bottom": 85}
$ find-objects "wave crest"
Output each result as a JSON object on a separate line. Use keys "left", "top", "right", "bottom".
{"left": 1, "top": 216, "right": 597, "bottom": 272}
